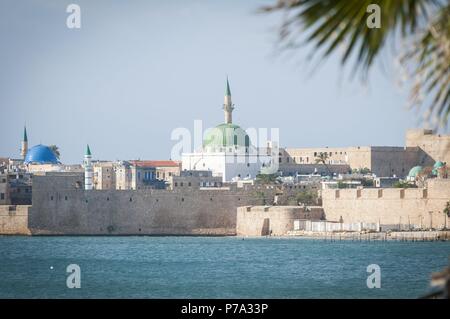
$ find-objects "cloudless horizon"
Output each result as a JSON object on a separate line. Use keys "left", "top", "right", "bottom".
{"left": 1, "top": 0, "right": 445, "bottom": 164}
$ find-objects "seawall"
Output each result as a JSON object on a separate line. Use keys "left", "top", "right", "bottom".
{"left": 0, "top": 205, "right": 31, "bottom": 235}
{"left": 236, "top": 206, "right": 324, "bottom": 236}
{"left": 322, "top": 179, "right": 450, "bottom": 230}
{"left": 28, "top": 174, "right": 276, "bottom": 235}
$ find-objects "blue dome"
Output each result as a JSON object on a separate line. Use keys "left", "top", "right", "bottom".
{"left": 24, "top": 145, "right": 59, "bottom": 164}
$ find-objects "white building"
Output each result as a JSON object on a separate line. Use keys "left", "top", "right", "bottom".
{"left": 182, "top": 78, "right": 275, "bottom": 182}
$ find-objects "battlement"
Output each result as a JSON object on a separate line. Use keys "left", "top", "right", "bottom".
{"left": 322, "top": 179, "right": 450, "bottom": 229}
{"left": 322, "top": 179, "right": 450, "bottom": 201}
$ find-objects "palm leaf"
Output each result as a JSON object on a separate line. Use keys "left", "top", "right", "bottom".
{"left": 262, "top": 0, "right": 450, "bottom": 127}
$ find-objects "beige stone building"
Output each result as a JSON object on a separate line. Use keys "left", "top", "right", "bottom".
{"left": 321, "top": 178, "right": 450, "bottom": 230}
{"left": 114, "top": 160, "right": 170, "bottom": 190}
{"left": 279, "top": 129, "right": 450, "bottom": 177}
{"left": 147, "top": 160, "right": 181, "bottom": 182}
{"left": 405, "top": 128, "right": 450, "bottom": 164}
{"left": 93, "top": 161, "right": 116, "bottom": 190}
{"left": 168, "top": 170, "right": 223, "bottom": 190}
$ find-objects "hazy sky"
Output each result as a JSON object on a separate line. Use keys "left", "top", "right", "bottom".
{"left": 0, "top": 0, "right": 441, "bottom": 163}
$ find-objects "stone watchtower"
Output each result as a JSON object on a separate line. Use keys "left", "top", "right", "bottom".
{"left": 223, "top": 77, "right": 234, "bottom": 124}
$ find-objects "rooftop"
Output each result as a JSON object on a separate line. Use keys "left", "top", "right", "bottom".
{"left": 130, "top": 160, "right": 181, "bottom": 168}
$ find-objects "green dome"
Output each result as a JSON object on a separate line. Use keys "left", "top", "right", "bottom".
{"left": 408, "top": 166, "right": 423, "bottom": 177}
{"left": 433, "top": 161, "right": 445, "bottom": 169}
{"left": 203, "top": 123, "right": 251, "bottom": 149}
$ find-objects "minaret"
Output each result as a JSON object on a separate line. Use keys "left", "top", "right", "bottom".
{"left": 21, "top": 126, "right": 28, "bottom": 159}
{"left": 223, "top": 77, "right": 234, "bottom": 124}
{"left": 84, "top": 144, "right": 93, "bottom": 190}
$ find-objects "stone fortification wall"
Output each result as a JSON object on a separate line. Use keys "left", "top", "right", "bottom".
{"left": 29, "top": 174, "right": 276, "bottom": 235}
{"left": 322, "top": 179, "right": 450, "bottom": 230}
{"left": 0, "top": 205, "right": 31, "bottom": 235}
{"left": 236, "top": 206, "right": 324, "bottom": 236}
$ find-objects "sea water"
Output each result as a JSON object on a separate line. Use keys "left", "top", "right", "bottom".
{"left": 0, "top": 236, "right": 448, "bottom": 298}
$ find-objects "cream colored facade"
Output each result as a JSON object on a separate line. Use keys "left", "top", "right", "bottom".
{"left": 405, "top": 128, "right": 450, "bottom": 164}
{"left": 113, "top": 160, "right": 176, "bottom": 190}
{"left": 93, "top": 162, "right": 116, "bottom": 190}
{"left": 280, "top": 129, "right": 450, "bottom": 177}
{"left": 115, "top": 161, "right": 132, "bottom": 190}
{"left": 154, "top": 162, "right": 181, "bottom": 182}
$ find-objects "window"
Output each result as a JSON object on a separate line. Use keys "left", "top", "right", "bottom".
{"left": 50, "top": 196, "right": 54, "bottom": 200}
{"left": 188, "top": 182, "right": 191, "bottom": 187}
{"left": 175, "top": 182, "right": 178, "bottom": 187}
{"left": 0, "top": 193, "right": 4, "bottom": 200}
{"left": 180, "top": 182, "right": 183, "bottom": 187}
{"left": 65, "top": 196, "right": 68, "bottom": 200}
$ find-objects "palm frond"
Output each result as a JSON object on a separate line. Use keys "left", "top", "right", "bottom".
{"left": 262, "top": 0, "right": 450, "bottom": 127}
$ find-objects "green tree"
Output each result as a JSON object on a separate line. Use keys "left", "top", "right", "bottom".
{"left": 444, "top": 201, "right": 450, "bottom": 217}
{"left": 393, "top": 180, "right": 413, "bottom": 188}
{"left": 256, "top": 173, "right": 278, "bottom": 184}
{"left": 315, "top": 152, "right": 332, "bottom": 176}
{"left": 263, "top": 0, "right": 450, "bottom": 127}
{"left": 295, "top": 190, "right": 318, "bottom": 205}
{"left": 49, "top": 145, "right": 60, "bottom": 159}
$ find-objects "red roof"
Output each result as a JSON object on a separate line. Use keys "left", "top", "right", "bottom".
{"left": 130, "top": 160, "right": 181, "bottom": 168}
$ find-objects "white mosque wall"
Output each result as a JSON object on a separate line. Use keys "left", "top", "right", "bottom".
{"left": 182, "top": 151, "right": 272, "bottom": 182}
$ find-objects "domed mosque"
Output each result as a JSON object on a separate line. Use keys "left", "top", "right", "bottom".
{"left": 20, "top": 127, "right": 59, "bottom": 165}
{"left": 181, "top": 78, "right": 273, "bottom": 182}
{"left": 24, "top": 145, "right": 59, "bottom": 164}
{"left": 203, "top": 79, "right": 250, "bottom": 152}
{"left": 19, "top": 126, "right": 64, "bottom": 173}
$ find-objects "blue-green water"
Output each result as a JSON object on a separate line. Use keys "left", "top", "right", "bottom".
{"left": 0, "top": 236, "right": 449, "bottom": 298}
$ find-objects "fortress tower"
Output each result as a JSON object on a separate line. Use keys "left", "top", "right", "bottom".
{"left": 223, "top": 77, "right": 234, "bottom": 124}
{"left": 21, "top": 126, "right": 28, "bottom": 159}
{"left": 84, "top": 144, "right": 93, "bottom": 190}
